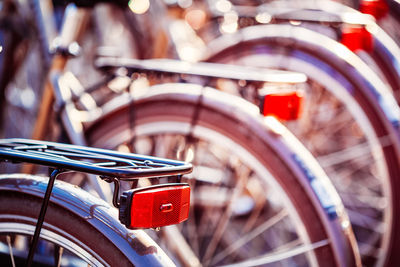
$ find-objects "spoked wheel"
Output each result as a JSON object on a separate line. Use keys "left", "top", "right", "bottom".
{"left": 87, "top": 84, "right": 359, "bottom": 266}
{"left": 205, "top": 24, "right": 400, "bottom": 266}
{"left": 0, "top": 182, "right": 133, "bottom": 267}
{"left": 0, "top": 227, "right": 103, "bottom": 267}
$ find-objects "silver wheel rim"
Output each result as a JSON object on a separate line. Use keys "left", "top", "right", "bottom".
{"left": 0, "top": 215, "right": 105, "bottom": 266}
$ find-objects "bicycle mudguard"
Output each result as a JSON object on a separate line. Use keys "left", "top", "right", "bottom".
{"left": 0, "top": 174, "right": 175, "bottom": 267}
{"left": 94, "top": 57, "right": 307, "bottom": 84}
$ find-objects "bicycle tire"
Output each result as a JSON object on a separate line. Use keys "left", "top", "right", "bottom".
{"left": 204, "top": 24, "right": 400, "bottom": 266}
{"left": 0, "top": 174, "right": 175, "bottom": 267}
{"left": 86, "top": 83, "right": 360, "bottom": 266}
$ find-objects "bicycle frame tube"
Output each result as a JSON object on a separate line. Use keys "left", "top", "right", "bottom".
{"left": 27, "top": 0, "right": 53, "bottom": 67}
{"left": 30, "top": 4, "right": 90, "bottom": 140}
{"left": 24, "top": 5, "right": 91, "bottom": 173}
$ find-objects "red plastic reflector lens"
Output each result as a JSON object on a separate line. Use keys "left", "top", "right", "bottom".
{"left": 262, "top": 91, "right": 304, "bottom": 121}
{"left": 360, "top": 0, "right": 389, "bottom": 20}
{"left": 129, "top": 184, "right": 190, "bottom": 229}
{"left": 341, "top": 26, "right": 374, "bottom": 52}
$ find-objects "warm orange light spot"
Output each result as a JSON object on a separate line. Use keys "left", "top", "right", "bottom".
{"left": 185, "top": 9, "right": 207, "bottom": 30}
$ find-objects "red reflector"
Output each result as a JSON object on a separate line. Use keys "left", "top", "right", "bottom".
{"left": 341, "top": 26, "right": 374, "bottom": 52}
{"left": 262, "top": 91, "right": 304, "bottom": 121}
{"left": 129, "top": 184, "right": 190, "bottom": 229}
{"left": 360, "top": 0, "right": 389, "bottom": 20}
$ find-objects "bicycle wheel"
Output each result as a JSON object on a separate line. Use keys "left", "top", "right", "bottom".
{"left": 204, "top": 24, "right": 400, "bottom": 266}
{"left": 0, "top": 174, "right": 175, "bottom": 267}
{"left": 86, "top": 84, "right": 360, "bottom": 266}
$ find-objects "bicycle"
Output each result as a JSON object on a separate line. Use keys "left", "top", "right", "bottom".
{"left": 0, "top": 138, "right": 192, "bottom": 266}
{"left": 0, "top": 0, "right": 362, "bottom": 266}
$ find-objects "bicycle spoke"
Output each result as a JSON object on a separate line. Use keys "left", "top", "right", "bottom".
{"left": 316, "top": 141, "right": 380, "bottom": 168}
{"left": 185, "top": 180, "right": 201, "bottom": 256}
{"left": 358, "top": 235, "right": 383, "bottom": 258}
{"left": 185, "top": 138, "right": 208, "bottom": 257}
{"left": 346, "top": 209, "right": 385, "bottom": 233}
{"left": 330, "top": 160, "right": 382, "bottom": 188}
{"left": 6, "top": 235, "right": 16, "bottom": 267}
{"left": 241, "top": 176, "right": 268, "bottom": 233}
{"left": 195, "top": 185, "right": 228, "bottom": 254}
{"left": 307, "top": 105, "right": 351, "bottom": 137}
{"left": 162, "top": 225, "right": 201, "bottom": 267}
{"left": 340, "top": 191, "right": 387, "bottom": 213}
{"left": 202, "top": 163, "right": 249, "bottom": 265}
{"left": 211, "top": 209, "right": 289, "bottom": 265}
{"left": 54, "top": 245, "right": 64, "bottom": 267}
{"left": 218, "top": 239, "right": 330, "bottom": 267}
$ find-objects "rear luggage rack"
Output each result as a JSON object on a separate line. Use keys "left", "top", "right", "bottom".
{"left": 0, "top": 138, "right": 192, "bottom": 231}
{"left": 0, "top": 138, "right": 192, "bottom": 180}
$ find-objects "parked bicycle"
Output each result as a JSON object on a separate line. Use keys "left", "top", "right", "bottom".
{"left": 0, "top": 138, "right": 192, "bottom": 266}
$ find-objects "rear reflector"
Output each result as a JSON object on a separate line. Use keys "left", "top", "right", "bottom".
{"left": 341, "top": 26, "right": 374, "bottom": 52}
{"left": 360, "top": 0, "right": 389, "bottom": 20}
{"left": 119, "top": 183, "right": 190, "bottom": 229}
{"left": 262, "top": 91, "right": 304, "bottom": 121}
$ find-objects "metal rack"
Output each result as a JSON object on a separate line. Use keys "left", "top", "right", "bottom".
{"left": 0, "top": 138, "right": 192, "bottom": 266}
{"left": 0, "top": 138, "right": 192, "bottom": 180}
